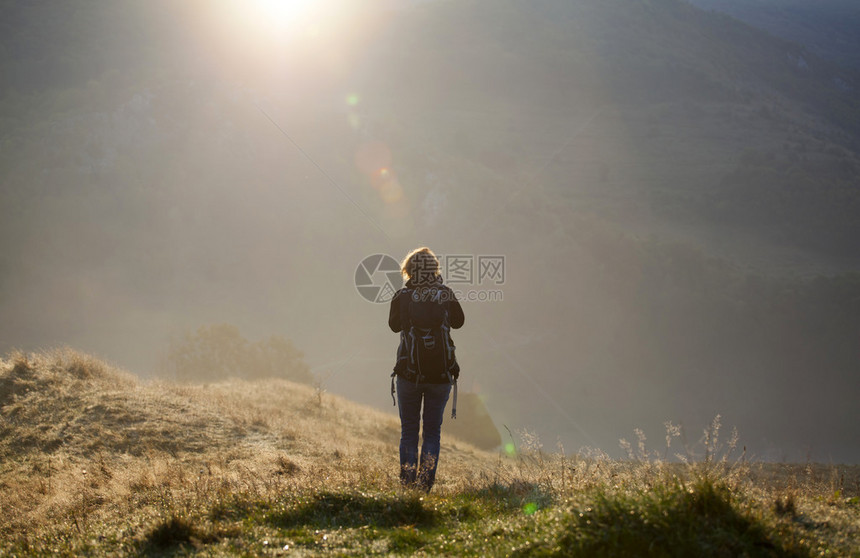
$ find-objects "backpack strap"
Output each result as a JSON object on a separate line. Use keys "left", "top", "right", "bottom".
{"left": 451, "top": 380, "right": 457, "bottom": 419}
{"left": 452, "top": 379, "right": 457, "bottom": 419}
{"left": 446, "top": 370, "right": 458, "bottom": 419}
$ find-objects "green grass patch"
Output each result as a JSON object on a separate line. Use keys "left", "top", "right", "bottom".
{"left": 460, "top": 481, "right": 552, "bottom": 514}
{"left": 387, "top": 525, "right": 429, "bottom": 552}
{"left": 519, "top": 478, "right": 811, "bottom": 557}
{"left": 266, "top": 491, "right": 437, "bottom": 529}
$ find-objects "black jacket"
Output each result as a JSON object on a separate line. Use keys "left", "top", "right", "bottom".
{"left": 388, "top": 281, "right": 465, "bottom": 333}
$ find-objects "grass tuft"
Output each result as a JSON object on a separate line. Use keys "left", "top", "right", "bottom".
{"left": 143, "top": 514, "right": 201, "bottom": 550}
{"left": 275, "top": 454, "right": 301, "bottom": 476}
{"left": 522, "top": 478, "right": 808, "bottom": 557}
{"left": 774, "top": 492, "right": 798, "bottom": 518}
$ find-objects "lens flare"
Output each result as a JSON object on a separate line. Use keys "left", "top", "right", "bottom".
{"left": 354, "top": 143, "right": 403, "bottom": 204}
{"left": 378, "top": 173, "right": 403, "bottom": 204}
{"left": 354, "top": 142, "right": 391, "bottom": 176}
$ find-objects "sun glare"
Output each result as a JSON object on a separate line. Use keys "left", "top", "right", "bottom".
{"left": 255, "top": 0, "right": 316, "bottom": 26}
{"left": 225, "top": 0, "right": 322, "bottom": 37}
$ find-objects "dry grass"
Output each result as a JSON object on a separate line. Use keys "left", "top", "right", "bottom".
{"left": 0, "top": 349, "right": 489, "bottom": 552}
{"left": 1, "top": 349, "right": 858, "bottom": 556}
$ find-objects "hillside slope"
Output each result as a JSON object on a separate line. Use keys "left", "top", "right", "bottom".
{"left": 1, "top": 350, "right": 859, "bottom": 556}
{"left": 0, "top": 349, "right": 493, "bottom": 552}
{"left": 362, "top": 0, "right": 860, "bottom": 259}
{"left": 0, "top": 348, "right": 490, "bottom": 487}
{"left": 689, "top": 0, "right": 860, "bottom": 70}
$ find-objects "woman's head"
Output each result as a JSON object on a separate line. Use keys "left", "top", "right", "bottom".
{"left": 401, "top": 247, "right": 441, "bottom": 284}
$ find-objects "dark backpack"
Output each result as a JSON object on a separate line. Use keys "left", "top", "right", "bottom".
{"left": 393, "top": 286, "right": 459, "bottom": 383}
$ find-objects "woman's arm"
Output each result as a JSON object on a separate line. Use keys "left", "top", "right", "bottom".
{"left": 389, "top": 290, "right": 403, "bottom": 332}
{"left": 448, "top": 292, "right": 465, "bottom": 329}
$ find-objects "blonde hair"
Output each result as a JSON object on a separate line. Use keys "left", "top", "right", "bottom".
{"left": 400, "top": 247, "right": 441, "bottom": 283}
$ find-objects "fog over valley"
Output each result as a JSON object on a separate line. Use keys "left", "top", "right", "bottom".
{"left": 2, "top": 0, "right": 859, "bottom": 463}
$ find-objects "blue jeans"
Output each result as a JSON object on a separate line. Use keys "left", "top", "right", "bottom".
{"left": 396, "top": 377, "right": 451, "bottom": 492}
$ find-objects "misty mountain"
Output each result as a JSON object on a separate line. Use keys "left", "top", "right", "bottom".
{"left": 1, "top": 0, "right": 859, "bottom": 462}
{"left": 688, "top": 0, "right": 860, "bottom": 70}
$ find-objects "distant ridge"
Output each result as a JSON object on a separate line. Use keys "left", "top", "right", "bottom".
{"left": 689, "top": 0, "right": 860, "bottom": 70}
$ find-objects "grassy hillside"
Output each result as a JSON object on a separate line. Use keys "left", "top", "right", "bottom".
{"left": 1, "top": 350, "right": 858, "bottom": 556}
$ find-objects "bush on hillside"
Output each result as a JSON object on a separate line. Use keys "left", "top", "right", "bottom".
{"left": 160, "top": 323, "right": 313, "bottom": 384}
{"left": 446, "top": 392, "right": 502, "bottom": 450}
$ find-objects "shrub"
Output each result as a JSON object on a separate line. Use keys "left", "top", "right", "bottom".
{"left": 160, "top": 323, "right": 313, "bottom": 384}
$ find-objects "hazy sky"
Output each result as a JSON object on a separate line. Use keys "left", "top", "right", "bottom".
{"left": 2, "top": 0, "right": 859, "bottom": 463}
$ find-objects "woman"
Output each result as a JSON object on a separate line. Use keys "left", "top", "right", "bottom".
{"left": 389, "top": 247, "right": 465, "bottom": 492}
